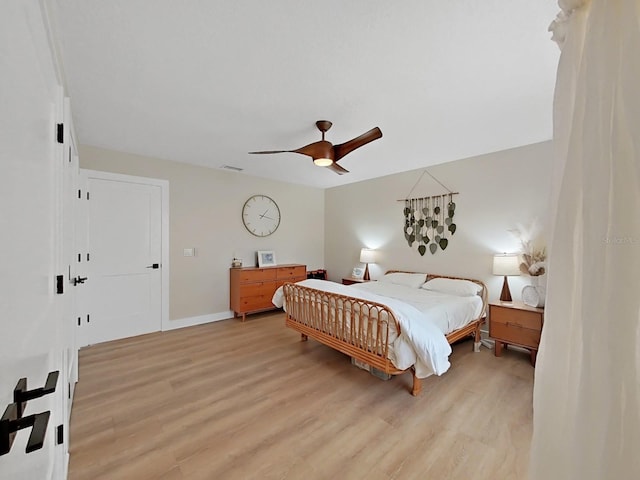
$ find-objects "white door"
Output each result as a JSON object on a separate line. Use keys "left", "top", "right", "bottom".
{"left": 57, "top": 97, "right": 80, "bottom": 475}
{"left": 0, "top": 3, "right": 71, "bottom": 478}
{"left": 82, "top": 172, "right": 164, "bottom": 345}
{"left": 75, "top": 173, "right": 91, "bottom": 349}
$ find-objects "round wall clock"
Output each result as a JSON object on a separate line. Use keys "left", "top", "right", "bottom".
{"left": 242, "top": 195, "right": 281, "bottom": 237}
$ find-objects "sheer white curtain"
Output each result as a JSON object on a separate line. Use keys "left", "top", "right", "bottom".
{"left": 530, "top": 1, "right": 640, "bottom": 478}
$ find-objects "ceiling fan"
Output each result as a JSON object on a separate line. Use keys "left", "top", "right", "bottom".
{"left": 249, "top": 120, "right": 382, "bottom": 175}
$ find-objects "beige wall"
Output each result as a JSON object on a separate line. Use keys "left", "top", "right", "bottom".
{"left": 80, "top": 141, "right": 551, "bottom": 324}
{"left": 80, "top": 145, "right": 324, "bottom": 322}
{"left": 324, "top": 141, "right": 553, "bottom": 302}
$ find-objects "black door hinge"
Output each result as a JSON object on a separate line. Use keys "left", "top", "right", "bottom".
{"left": 56, "top": 124, "right": 64, "bottom": 144}
{"left": 56, "top": 424, "right": 64, "bottom": 445}
{"left": 56, "top": 275, "right": 64, "bottom": 295}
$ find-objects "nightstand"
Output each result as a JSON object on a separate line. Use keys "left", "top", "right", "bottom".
{"left": 489, "top": 301, "right": 544, "bottom": 366}
{"left": 342, "top": 278, "right": 369, "bottom": 285}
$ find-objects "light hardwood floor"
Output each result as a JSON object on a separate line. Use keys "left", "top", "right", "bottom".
{"left": 69, "top": 311, "right": 534, "bottom": 480}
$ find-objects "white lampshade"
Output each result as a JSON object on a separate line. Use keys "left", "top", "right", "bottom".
{"left": 492, "top": 254, "right": 521, "bottom": 276}
{"left": 313, "top": 158, "right": 333, "bottom": 167}
{"left": 360, "top": 248, "right": 376, "bottom": 264}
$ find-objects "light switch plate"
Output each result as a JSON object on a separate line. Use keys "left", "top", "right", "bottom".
{"left": 183, "top": 248, "right": 195, "bottom": 257}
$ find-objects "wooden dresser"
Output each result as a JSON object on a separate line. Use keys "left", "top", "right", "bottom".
{"left": 230, "top": 264, "right": 306, "bottom": 321}
{"left": 489, "top": 301, "right": 544, "bottom": 366}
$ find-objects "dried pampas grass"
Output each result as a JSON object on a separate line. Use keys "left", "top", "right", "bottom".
{"left": 509, "top": 220, "right": 547, "bottom": 277}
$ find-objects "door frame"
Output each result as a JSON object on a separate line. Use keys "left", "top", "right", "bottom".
{"left": 80, "top": 169, "right": 170, "bottom": 331}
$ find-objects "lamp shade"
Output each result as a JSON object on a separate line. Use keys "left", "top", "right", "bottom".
{"left": 360, "top": 248, "right": 376, "bottom": 264}
{"left": 492, "top": 254, "right": 520, "bottom": 276}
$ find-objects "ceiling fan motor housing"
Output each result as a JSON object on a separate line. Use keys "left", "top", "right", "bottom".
{"left": 312, "top": 140, "right": 334, "bottom": 161}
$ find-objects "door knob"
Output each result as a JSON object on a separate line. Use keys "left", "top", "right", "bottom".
{"left": 146, "top": 263, "right": 160, "bottom": 269}
{"left": 73, "top": 276, "right": 87, "bottom": 286}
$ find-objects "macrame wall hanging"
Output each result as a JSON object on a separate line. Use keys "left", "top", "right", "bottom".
{"left": 399, "top": 170, "right": 459, "bottom": 256}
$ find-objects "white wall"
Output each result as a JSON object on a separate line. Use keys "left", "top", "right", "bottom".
{"left": 325, "top": 141, "right": 553, "bottom": 302}
{"left": 79, "top": 145, "right": 325, "bottom": 322}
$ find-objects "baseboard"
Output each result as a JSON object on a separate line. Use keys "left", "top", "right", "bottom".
{"left": 479, "top": 329, "right": 494, "bottom": 350}
{"left": 162, "top": 310, "right": 234, "bottom": 331}
{"left": 480, "top": 338, "right": 495, "bottom": 349}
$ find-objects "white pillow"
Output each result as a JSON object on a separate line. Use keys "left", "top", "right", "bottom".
{"left": 378, "top": 272, "right": 427, "bottom": 289}
{"left": 421, "top": 277, "right": 481, "bottom": 296}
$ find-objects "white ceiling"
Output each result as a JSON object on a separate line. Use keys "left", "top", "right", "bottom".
{"left": 50, "top": 1, "right": 559, "bottom": 189}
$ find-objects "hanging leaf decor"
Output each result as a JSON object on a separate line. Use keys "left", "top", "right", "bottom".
{"left": 400, "top": 192, "right": 459, "bottom": 256}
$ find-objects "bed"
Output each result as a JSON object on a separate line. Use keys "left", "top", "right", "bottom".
{"left": 272, "top": 271, "right": 487, "bottom": 396}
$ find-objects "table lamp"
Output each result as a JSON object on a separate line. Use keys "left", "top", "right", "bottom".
{"left": 493, "top": 254, "right": 520, "bottom": 302}
{"left": 359, "top": 248, "right": 376, "bottom": 281}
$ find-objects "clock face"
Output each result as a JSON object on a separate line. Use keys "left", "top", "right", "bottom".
{"left": 242, "top": 195, "right": 281, "bottom": 237}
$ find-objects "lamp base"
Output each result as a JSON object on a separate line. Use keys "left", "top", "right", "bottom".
{"left": 499, "top": 275, "right": 512, "bottom": 302}
{"left": 363, "top": 264, "right": 370, "bottom": 281}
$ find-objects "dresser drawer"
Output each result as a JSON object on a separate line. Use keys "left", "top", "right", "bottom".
{"left": 491, "top": 306, "right": 542, "bottom": 331}
{"left": 491, "top": 322, "right": 541, "bottom": 349}
{"left": 236, "top": 268, "right": 277, "bottom": 283}
{"left": 238, "top": 295, "right": 274, "bottom": 311}
{"left": 238, "top": 281, "right": 276, "bottom": 297}
{"left": 276, "top": 265, "right": 306, "bottom": 280}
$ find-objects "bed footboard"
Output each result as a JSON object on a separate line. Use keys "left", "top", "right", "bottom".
{"left": 282, "top": 283, "right": 420, "bottom": 393}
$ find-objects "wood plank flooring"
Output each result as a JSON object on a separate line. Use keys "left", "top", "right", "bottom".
{"left": 69, "top": 311, "right": 534, "bottom": 480}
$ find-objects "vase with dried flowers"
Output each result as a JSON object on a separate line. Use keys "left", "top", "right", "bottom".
{"left": 510, "top": 221, "right": 547, "bottom": 307}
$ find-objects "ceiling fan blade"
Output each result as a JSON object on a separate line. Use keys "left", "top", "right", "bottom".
{"left": 327, "top": 162, "right": 349, "bottom": 175}
{"left": 248, "top": 150, "right": 293, "bottom": 154}
{"left": 333, "top": 127, "right": 382, "bottom": 161}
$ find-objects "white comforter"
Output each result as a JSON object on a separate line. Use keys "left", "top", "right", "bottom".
{"left": 350, "top": 281, "right": 483, "bottom": 335}
{"left": 272, "top": 279, "right": 454, "bottom": 378}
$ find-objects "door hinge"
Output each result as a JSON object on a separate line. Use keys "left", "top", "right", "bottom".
{"left": 86, "top": 191, "right": 90, "bottom": 200}
{"left": 77, "top": 317, "right": 81, "bottom": 327}
{"left": 56, "top": 424, "right": 64, "bottom": 445}
{"left": 87, "top": 314, "right": 90, "bottom": 323}
{"left": 56, "top": 275, "right": 64, "bottom": 295}
{"left": 87, "top": 253, "right": 90, "bottom": 261}
{"left": 78, "top": 189, "right": 81, "bottom": 199}
{"left": 56, "top": 123, "right": 64, "bottom": 144}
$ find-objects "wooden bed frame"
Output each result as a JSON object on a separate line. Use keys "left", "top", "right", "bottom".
{"left": 282, "top": 272, "right": 488, "bottom": 396}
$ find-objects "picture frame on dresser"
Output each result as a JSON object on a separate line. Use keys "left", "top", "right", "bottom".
{"left": 351, "top": 266, "right": 364, "bottom": 279}
{"left": 257, "top": 250, "right": 276, "bottom": 267}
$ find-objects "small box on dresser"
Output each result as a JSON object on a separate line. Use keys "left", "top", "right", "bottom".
{"left": 489, "top": 301, "right": 544, "bottom": 366}
{"left": 230, "top": 264, "right": 306, "bottom": 321}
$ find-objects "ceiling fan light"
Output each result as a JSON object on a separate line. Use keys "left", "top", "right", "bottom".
{"left": 313, "top": 158, "right": 333, "bottom": 167}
